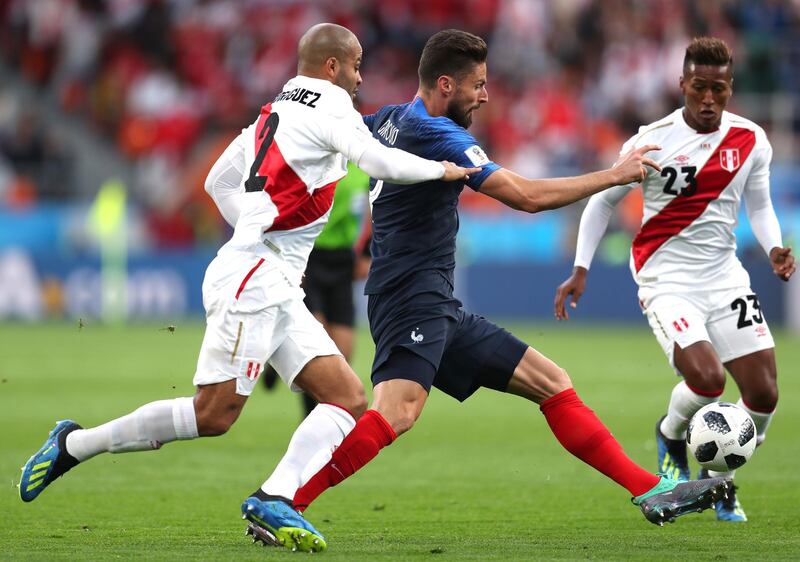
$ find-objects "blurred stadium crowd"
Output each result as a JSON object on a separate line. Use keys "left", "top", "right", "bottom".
{"left": 0, "top": 0, "right": 798, "bottom": 253}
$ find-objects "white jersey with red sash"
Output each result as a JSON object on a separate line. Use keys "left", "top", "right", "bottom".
{"left": 221, "top": 75, "right": 374, "bottom": 285}
{"left": 621, "top": 108, "right": 771, "bottom": 291}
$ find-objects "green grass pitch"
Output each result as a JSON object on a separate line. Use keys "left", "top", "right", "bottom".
{"left": 1, "top": 321, "right": 798, "bottom": 560}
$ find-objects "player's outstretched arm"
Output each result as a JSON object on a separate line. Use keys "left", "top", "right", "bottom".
{"left": 355, "top": 141, "right": 479, "bottom": 184}
{"left": 480, "top": 145, "right": 660, "bottom": 213}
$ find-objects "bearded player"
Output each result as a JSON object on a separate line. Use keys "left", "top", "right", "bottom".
{"left": 18, "top": 23, "right": 478, "bottom": 554}
{"left": 249, "top": 30, "right": 734, "bottom": 547}
{"left": 555, "top": 37, "right": 795, "bottom": 522}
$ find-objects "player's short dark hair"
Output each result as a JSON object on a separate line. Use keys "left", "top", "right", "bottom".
{"left": 418, "top": 29, "right": 488, "bottom": 89}
{"left": 683, "top": 37, "right": 733, "bottom": 71}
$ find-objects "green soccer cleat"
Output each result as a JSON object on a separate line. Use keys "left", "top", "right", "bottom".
{"left": 633, "top": 474, "right": 732, "bottom": 526}
{"left": 241, "top": 496, "right": 327, "bottom": 553}
{"left": 19, "top": 420, "right": 81, "bottom": 502}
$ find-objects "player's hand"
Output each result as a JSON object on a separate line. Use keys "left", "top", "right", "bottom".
{"left": 769, "top": 246, "right": 795, "bottom": 281}
{"left": 554, "top": 266, "right": 588, "bottom": 320}
{"left": 441, "top": 161, "right": 481, "bottom": 182}
{"left": 611, "top": 144, "right": 662, "bottom": 185}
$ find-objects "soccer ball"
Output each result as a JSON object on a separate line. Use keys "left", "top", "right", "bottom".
{"left": 686, "top": 402, "right": 756, "bottom": 472}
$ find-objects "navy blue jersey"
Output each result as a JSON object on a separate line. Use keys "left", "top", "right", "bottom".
{"left": 363, "top": 97, "right": 500, "bottom": 294}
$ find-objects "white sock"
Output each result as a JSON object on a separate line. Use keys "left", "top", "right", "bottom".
{"left": 737, "top": 398, "right": 775, "bottom": 447}
{"left": 261, "top": 403, "right": 355, "bottom": 500}
{"left": 660, "top": 381, "right": 720, "bottom": 440}
{"left": 65, "top": 397, "right": 198, "bottom": 461}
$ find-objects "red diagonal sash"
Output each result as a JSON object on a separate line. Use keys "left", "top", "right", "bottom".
{"left": 632, "top": 127, "right": 756, "bottom": 272}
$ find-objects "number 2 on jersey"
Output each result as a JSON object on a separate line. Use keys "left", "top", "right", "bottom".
{"left": 245, "top": 112, "right": 280, "bottom": 193}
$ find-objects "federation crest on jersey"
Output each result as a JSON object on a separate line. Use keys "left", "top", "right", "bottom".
{"left": 245, "top": 361, "right": 261, "bottom": 381}
{"left": 719, "top": 148, "right": 740, "bottom": 172}
{"left": 464, "top": 145, "right": 490, "bottom": 166}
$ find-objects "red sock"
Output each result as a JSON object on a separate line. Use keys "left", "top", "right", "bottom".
{"left": 293, "top": 409, "right": 396, "bottom": 511}
{"left": 540, "top": 388, "right": 659, "bottom": 496}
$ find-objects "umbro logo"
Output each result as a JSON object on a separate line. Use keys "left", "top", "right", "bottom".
{"left": 411, "top": 328, "right": 424, "bottom": 343}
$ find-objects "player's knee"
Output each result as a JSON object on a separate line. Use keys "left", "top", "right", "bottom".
{"left": 742, "top": 381, "right": 778, "bottom": 413}
{"left": 391, "top": 409, "right": 418, "bottom": 436}
{"left": 340, "top": 387, "right": 368, "bottom": 420}
{"left": 326, "top": 367, "right": 368, "bottom": 419}
{"left": 507, "top": 364, "right": 572, "bottom": 403}
{"left": 375, "top": 400, "right": 421, "bottom": 436}
{"left": 554, "top": 368, "right": 572, "bottom": 391}
{"left": 195, "top": 415, "right": 232, "bottom": 437}
{"left": 298, "top": 356, "right": 366, "bottom": 417}
{"left": 683, "top": 363, "right": 726, "bottom": 394}
{"left": 508, "top": 347, "right": 573, "bottom": 402}
{"left": 539, "top": 368, "right": 572, "bottom": 400}
{"left": 194, "top": 402, "right": 241, "bottom": 437}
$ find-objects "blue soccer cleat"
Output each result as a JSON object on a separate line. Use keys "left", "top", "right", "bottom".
{"left": 699, "top": 469, "right": 747, "bottom": 522}
{"left": 633, "top": 474, "right": 732, "bottom": 526}
{"left": 656, "top": 415, "right": 691, "bottom": 481}
{"left": 19, "top": 420, "right": 81, "bottom": 502}
{"left": 241, "top": 496, "right": 327, "bottom": 552}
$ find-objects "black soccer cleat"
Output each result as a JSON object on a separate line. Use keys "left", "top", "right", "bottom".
{"left": 633, "top": 476, "right": 732, "bottom": 526}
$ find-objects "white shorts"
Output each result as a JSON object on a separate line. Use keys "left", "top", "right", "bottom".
{"left": 193, "top": 251, "right": 341, "bottom": 396}
{"left": 640, "top": 285, "right": 774, "bottom": 371}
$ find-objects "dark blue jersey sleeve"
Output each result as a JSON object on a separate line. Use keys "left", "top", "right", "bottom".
{"left": 423, "top": 123, "right": 500, "bottom": 190}
{"left": 363, "top": 113, "right": 376, "bottom": 129}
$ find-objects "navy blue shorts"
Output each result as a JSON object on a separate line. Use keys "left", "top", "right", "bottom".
{"left": 368, "top": 272, "right": 528, "bottom": 402}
